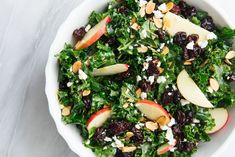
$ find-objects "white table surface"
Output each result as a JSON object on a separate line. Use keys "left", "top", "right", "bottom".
{"left": 0, "top": 0, "right": 234, "bottom": 157}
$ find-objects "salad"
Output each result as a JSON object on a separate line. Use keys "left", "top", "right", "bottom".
{"left": 57, "top": 0, "right": 235, "bottom": 156}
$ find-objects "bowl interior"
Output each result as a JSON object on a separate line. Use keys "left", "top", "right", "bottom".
{"left": 45, "top": 0, "right": 235, "bottom": 157}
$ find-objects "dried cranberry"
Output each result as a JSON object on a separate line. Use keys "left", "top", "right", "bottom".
{"left": 186, "top": 111, "right": 194, "bottom": 123}
{"left": 131, "top": 127, "right": 144, "bottom": 144}
{"left": 184, "top": 6, "right": 197, "bottom": 18}
{"left": 118, "top": 6, "right": 129, "bottom": 15}
{"left": 138, "top": 80, "right": 152, "bottom": 92}
{"left": 178, "top": 1, "right": 188, "bottom": 12}
{"left": 183, "top": 47, "right": 190, "bottom": 60}
{"left": 173, "top": 32, "right": 187, "bottom": 47}
{"left": 147, "top": 60, "right": 160, "bottom": 76}
{"left": 192, "top": 45, "right": 203, "bottom": 57}
{"left": 173, "top": 90, "right": 181, "bottom": 104}
{"left": 178, "top": 141, "right": 196, "bottom": 152}
{"left": 170, "top": 4, "right": 181, "bottom": 15}
{"left": 108, "top": 120, "right": 132, "bottom": 135}
{"left": 82, "top": 96, "right": 92, "bottom": 113}
{"left": 172, "top": 125, "right": 182, "bottom": 136}
{"left": 115, "top": 149, "right": 134, "bottom": 157}
{"left": 115, "top": 69, "right": 131, "bottom": 81}
{"left": 107, "top": 37, "right": 117, "bottom": 46}
{"left": 187, "top": 34, "right": 199, "bottom": 43}
{"left": 73, "top": 27, "right": 86, "bottom": 40}
{"left": 226, "top": 74, "right": 235, "bottom": 82}
{"left": 93, "top": 127, "right": 107, "bottom": 145}
{"left": 201, "top": 16, "right": 215, "bottom": 31}
{"left": 175, "top": 110, "right": 186, "bottom": 125}
{"left": 156, "top": 29, "right": 166, "bottom": 42}
{"left": 161, "top": 89, "right": 175, "bottom": 105}
{"left": 59, "top": 81, "right": 69, "bottom": 90}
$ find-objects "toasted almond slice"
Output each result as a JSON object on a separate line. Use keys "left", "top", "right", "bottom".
{"left": 156, "top": 116, "right": 168, "bottom": 126}
{"left": 136, "top": 88, "right": 142, "bottom": 97}
{"left": 60, "top": 105, "right": 65, "bottom": 109}
{"left": 157, "top": 67, "right": 164, "bottom": 74}
{"left": 82, "top": 90, "right": 91, "bottom": 96}
{"left": 85, "top": 57, "right": 91, "bottom": 66}
{"left": 121, "top": 146, "right": 137, "bottom": 153}
{"left": 184, "top": 60, "right": 192, "bottom": 65}
{"left": 161, "top": 46, "right": 169, "bottom": 55}
{"left": 72, "top": 61, "right": 82, "bottom": 73}
{"left": 145, "top": 121, "right": 159, "bottom": 131}
{"left": 153, "top": 17, "right": 163, "bottom": 28}
{"left": 162, "top": 2, "right": 174, "bottom": 13}
{"left": 131, "top": 17, "right": 137, "bottom": 24}
{"left": 127, "top": 98, "right": 134, "bottom": 102}
{"left": 146, "top": 1, "right": 156, "bottom": 14}
{"left": 163, "top": 18, "right": 171, "bottom": 30}
{"left": 131, "top": 23, "right": 140, "bottom": 30}
{"left": 209, "top": 78, "right": 219, "bottom": 91}
{"left": 225, "top": 50, "right": 235, "bottom": 60}
{"left": 123, "top": 103, "right": 129, "bottom": 109}
{"left": 225, "top": 59, "right": 232, "bottom": 65}
{"left": 125, "top": 132, "right": 134, "bottom": 140}
{"left": 137, "top": 45, "right": 148, "bottom": 53}
{"left": 140, "top": 5, "right": 146, "bottom": 17}
{"left": 139, "top": 117, "right": 147, "bottom": 122}
{"left": 200, "top": 59, "right": 209, "bottom": 67}
{"left": 62, "top": 106, "right": 71, "bottom": 116}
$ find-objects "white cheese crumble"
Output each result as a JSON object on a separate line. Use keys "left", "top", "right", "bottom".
{"left": 153, "top": 10, "right": 164, "bottom": 18}
{"left": 135, "top": 124, "right": 141, "bottom": 129}
{"left": 207, "top": 32, "right": 217, "bottom": 40}
{"left": 159, "top": 43, "right": 165, "bottom": 49}
{"left": 66, "top": 82, "right": 73, "bottom": 87}
{"left": 160, "top": 125, "right": 169, "bottom": 130}
{"left": 104, "top": 137, "right": 112, "bottom": 142}
{"left": 207, "top": 86, "right": 214, "bottom": 93}
{"left": 148, "top": 76, "right": 155, "bottom": 85}
{"left": 166, "top": 128, "right": 176, "bottom": 145}
{"left": 139, "top": 0, "right": 147, "bottom": 7}
{"left": 157, "top": 76, "right": 166, "bottom": 84}
{"left": 168, "top": 118, "right": 176, "bottom": 127}
{"left": 140, "top": 29, "right": 147, "bottom": 39}
{"left": 180, "top": 99, "right": 190, "bottom": 106}
{"left": 85, "top": 24, "right": 91, "bottom": 32}
{"left": 145, "top": 56, "right": 153, "bottom": 62}
{"left": 86, "top": 140, "right": 90, "bottom": 145}
{"left": 136, "top": 75, "right": 142, "bottom": 82}
{"left": 112, "top": 136, "right": 124, "bottom": 148}
{"left": 170, "top": 147, "right": 177, "bottom": 152}
{"left": 158, "top": 3, "right": 167, "bottom": 12}
{"left": 193, "top": 118, "right": 200, "bottom": 123}
{"left": 172, "top": 85, "right": 177, "bottom": 90}
{"left": 186, "top": 41, "right": 194, "bottom": 50}
{"left": 78, "top": 69, "right": 88, "bottom": 80}
{"left": 198, "top": 41, "right": 208, "bottom": 49}
{"left": 157, "top": 61, "right": 161, "bottom": 67}
{"left": 142, "top": 62, "right": 149, "bottom": 71}
{"left": 141, "top": 92, "right": 147, "bottom": 99}
{"left": 129, "top": 45, "right": 133, "bottom": 49}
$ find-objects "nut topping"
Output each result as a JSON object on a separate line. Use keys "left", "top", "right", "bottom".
{"left": 145, "top": 1, "right": 156, "bottom": 14}
{"left": 62, "top": 106, "right": 71, "bottom": 116}
{"left": 121, "top": 146, "right": 137, "bottom": 153}
{"left": 72, "top": 61, "right": 82, "bottom": 73}
{"left": 145, "top": 121, "right": 159, "bottom": 131}
{"left": 209, "top": 78, "right": 219, "bottom": 91}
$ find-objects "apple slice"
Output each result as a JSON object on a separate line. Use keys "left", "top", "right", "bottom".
{"left": 177, "top": 69, "right": 214, "bottom": 108}
{"left": 135, "top": 100, "right": 170, "bottom": 122}
{"left": 206, "top": 108, "right": 228, "bottom": 134}
{"left": 75, "top": 16, "right": 111, "bottom": 50}
{"left": 86, "top": 107, "right": 112, "bottom": 131}
{"left": 163, "top": 12, "right": 211, "bottom": 42}
{"left": 92, "top": 64, "right": 129, "bottom": 76}
{"left": 157, "top": 142, "right": 176, "bottom": 155}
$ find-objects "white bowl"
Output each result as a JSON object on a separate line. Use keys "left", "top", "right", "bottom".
{"left": 45, "top": 0, "right": 235, "bottom": 156}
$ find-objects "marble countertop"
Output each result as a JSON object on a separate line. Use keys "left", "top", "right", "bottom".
{"left": 0, "top": 0, "right": 234, "bottom": 157}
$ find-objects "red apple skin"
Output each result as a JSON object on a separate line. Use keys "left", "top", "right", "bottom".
{"left": 157, "top": 142, "right": 176, "bottom": 155}
{"left": 86, "top": 107, "right": 111, "bottom": 129}
{"left": 75, "top": 16, "right": 111, "bottom": 50}
{"left": 136, "top": 100, "right": 170, "bottom": 122}
{"left": 209, "top": 113, "right": 229, "bottom": 135}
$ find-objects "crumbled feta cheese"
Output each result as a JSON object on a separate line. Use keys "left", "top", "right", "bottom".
{"left": 134, "top": 110, "right": 138, "bottom": 114}
{"left": 86, "top": 140, "right": 90, "bottom": 145}
{"left": 170, "top": 147, "right": 177, "bottom": 152}
{"left": 143, "top": 75, "right": 147, "bottom": 79}
{"left": 157, "top": 76, "right": 166, "bottom": 83}
{"left": 160, "top": 125, "right": 169, "bottom": 130}
{"left": 104, "top": 137, "right": 112, "bottom": 142}
{"left": 170, "top": 38, "right": 173, "bottom": 43}
{"left": 198, "top": 41, "right": 208, "bottom": 48}
{"left": 135, "top": 124, "right": 141, "bottom": 129}
{"left": 147, "top": 137, "right": 152, "bottom": 142}
{"left": 78, "top": 69, "right": 88, "bottom": 80}
{"left": 193, "top": 118, "right": 200, "bottom": 123}
{"left": 129, "top": 45, "right": 133, "bottom": 49}
{"left": 112, "top": 136, "right": 124, "bottom": 148}
{"left": 103, "top": 146, "right": 107, "bottom": 150}
{"left": 146, "top": 56, "right": 153, "bottom": 62}
{"left": 140, "top": 29, "right": 147, "bottom": 39}
{"left": 142, "top": 62, "right": 149, "bottom": 71}
{"left": 137, "top": 75, "right": 142, "bottom": 82}
{"left": 186, "top": 41, "right": 194, "bottom": 50}
{"left": 172, "top": 85, "right": 177, "bottom": 90}
{"left": 157, "top": 48, "right": 161, "bottom": 52}
{"left": 183, "top": 138, "right": 187, "bottom": 142}
{"left": 207, "top": 32, "right": 217, "bottom": 40}
{"left": 160, "top": 43, "right": 165, "bottom": 49}
{"left": 85, "top": 24, "right": 91, "bottom": 32}
{"left": 141, "top": 92, "right": 147, "bottom": 99}
{"left": 69, "top": 66, "right": 73, "bottom": 72}
{"left": 153, "top": 10, "right": 164, "bottom": 18}
{"left": 139, "top": 0, "right": 147, "bottom": 7}
{"left": 148, "top": 76, "right": 155, "bottom": 85}
{"left": 158, "top": 3, "right": 167, "bottom": 12}
{"left": 180, "top": 99, "right": 190, "bottom": 106}
{"left": 66, "top": 82, "right": 73, "bottom": 87}
{"left": 111, "top": 142, "right": 116, "bottom": 148}
{"left": 166, "top": 128, "right": 176, "bottom": 145}
{"left": 207, "top": 86, "right": 214, "bottom": 93}
{"left": 168, "top": 118, "right": 176, "bottom": 127}
{"left": 157, "top": 61, "right": 161, "bottom": 67}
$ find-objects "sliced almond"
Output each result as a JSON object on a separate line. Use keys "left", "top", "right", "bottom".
{"left": 131, "top": 23, "right": 140, "bottom": 31}
{"left": 145, "top": 121, "right": 159, "bottom": 131}
{"left": 123, "top": 103, "right": 129, "bottom": 109}
{"left": 200, "top": 59, "right": 209, "bottom": 67}
{"left": 162, "top": 2, "right": 174, "bottom": 13}
{"left": 137, "top": 45, "right": 148, "bottom": 53}
{"left": 225, "top": 50, "right": 235, "bottom": 60}
{"left": 153, "top": 17, "right": 163, "bottom": 28}
{"left": 82, "top": 90, "right": 91, "bottom": 96}
{"left": 184, "top": 60, "right": 192, "bottom": 65}
{"left": 145, "top": 1, "right": 156, "bottom": 14}
{"left": 156, "top": 116, "right": 168, "bottom": 126}
{"left": 136, "top": 88, "right": 142, "bottom": 97}
{"left": 225, "top": 59, "right": 232, "bottom": 65}
{"left": 125, "top": 132, "right": 134, "bottom": 140}
{"left": 85, "top": 57, "right": 91, "bottom": 66}
{"left": 139, "top": 5, "right": 146, "bottom": 17}
{"left": 161, "top": 46, "right": 169, "bottom": 55}
{"left": 127, "top": 98, "right": 134, "bottom": 102}
{"left": 157, "top": 67, "right": 164, "bottom": 74}
{"left": 121, "top": 146, "right": 137, "bottom": 153}
{"left": 163, "top": 18, "right": 171, "bottom": 30}
{"left": 62, "top": 106, "right": 71, "bottom": 116}
{"left": 72, "top": 61, "right": 82, "bottom": 73}
{"left": 131, "top": 17, "right": 137, "bottom": 25}
{"left": 209, "top": 78, "right": 219, "bottom": 91}
{"left": 60, "top": 105, "right": 65, "bottom": 109}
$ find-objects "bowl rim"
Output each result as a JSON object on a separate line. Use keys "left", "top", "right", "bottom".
{"left": 45, "top": 0, "right": 235, "bottom": 156}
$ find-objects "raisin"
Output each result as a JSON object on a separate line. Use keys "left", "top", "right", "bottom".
{"left": 147, "top": 60, "right": 160, "bottom": 76}
{"left": 156, "top": 29, "right": 166, "bottom": 42}
{"left": 226, "top": 74, "right": 235, "bottom": 82}
{"left": 138, "top": 80, "right": 152, "bottom": 92}
{"left": 183, "top": 47, "right": 190, "bottom": 60}
{"left": 108, "top": 120, "right": 132, "bottom": 136}
{"left": 93, "top": 127, "right": 107, "bottom": 145}
{"left": 178, "top": 141, "right": 196, "bottom": 152}
{"left": 187, "top": 34, "right": 199, "bottom": 43}
{"left": 115, "top": 149, "right": 134, "bottom": 157}
{"left": 173, "top": 32, "right": 187, "bottom": 47}
{"left": 161, "top": 89, "right": 175, "bottom": 105}
{"left": 107, "top": 37, "right": 117, "bottom": 46}
{"left": 173, "top": 90, "right": 181, "bottom": 104}
{"left": 178, "top": 1, "right": 187, "bottom": 12}
{"left": 118, "top": 6, "right": 129, "bottom": 15}
{"left": 192, "top": 45, "right": 203, "bottom": 58}
{"left": 115, "top": 69, "right": 131, "bottom": 81}
{"left": 170, "top": 4, "right": 181, "bottom": 15}
{"left": 201, "top": 16, "right": 215, "bottom": 31}
{"left": 184, "top": 6, "right": 197, "bottom": 18}
{"left": 175, "top": 110, "right": 186, "bottom": 125}
{"left": 131, "top": 127, "right": 144, "bottom": 144}
{"left": 73, "top": 27, "right": 86, "bottom": 40}
{"left": 82, "top": 96, "right": 92, "bottom": 113}
{"left": 185, "top": 111, "right": 194, "bottom": 123}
